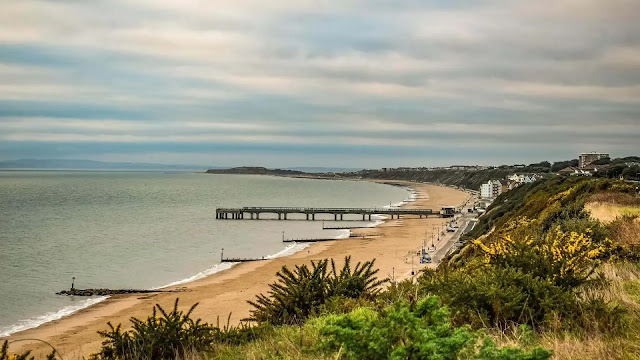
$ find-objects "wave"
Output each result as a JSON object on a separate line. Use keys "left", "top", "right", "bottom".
{"left": 155, "top": 262, "right": 237, "bottom": 289}
{"left": 381, "top": 187, "right": 416, "bottom": 212}
{"left": 0, "top": 296, "right": 109, "bottom": 337}
{"left": 265, "top": 242, "right": 311, "bottom": 259}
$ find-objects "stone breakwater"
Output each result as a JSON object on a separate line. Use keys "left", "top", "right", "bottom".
{"left": 56, "top": 288, "right": 181, "bottom": 296}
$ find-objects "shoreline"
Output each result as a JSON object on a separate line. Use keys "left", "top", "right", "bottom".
{"left": 0, "top": 179, "right": 410, "bottom": 338}
{"left": 4, "top": 180, "right": 470, "bottom": 358}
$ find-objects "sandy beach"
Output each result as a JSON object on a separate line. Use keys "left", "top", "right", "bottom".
{"left": 4, "top": 181, "right": 469, "bottom": 358}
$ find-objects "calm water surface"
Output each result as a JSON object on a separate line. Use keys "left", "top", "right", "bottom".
{"left": 0, "top": 171, "right": 409, "bottom": 335}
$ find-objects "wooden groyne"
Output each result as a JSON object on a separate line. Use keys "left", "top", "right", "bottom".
{"left": 322, "top": 225, "right": 371, "bottom": 230}
{"left": 221, "top": 257, "right": 268, "bottom": 263}
{"left": 283, "top": 237, "right": 339, "bottom": 243}
{"left": 56, "top": 288, "right": 180, "bottom": 296}
{"left": 283, "top": 234, "right": 378, "bottom": 243}
{"left": 216, "top": 206, "right": 455, "bottom": 220}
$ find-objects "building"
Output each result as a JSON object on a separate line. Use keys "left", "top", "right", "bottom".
{"left": 579, "top": 152, "right": 609, "bottom": 169}
{"left": 490, "top": 179, "right": 503, "bottom": 198}
{"left": 480, "top": 179, "right": 504, "bottom": 199}
{"left": 480, "top": 182, "right": 492, "bottom": 199}
{"left": 523, "top": 174, "right": 543, "bottom": 183}
{"left": 558, "top": 166, "right": 595, "bottom": 176}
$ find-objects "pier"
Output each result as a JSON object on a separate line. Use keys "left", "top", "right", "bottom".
{"left": 216, "top": 207, "right": 452, "bottom": 220}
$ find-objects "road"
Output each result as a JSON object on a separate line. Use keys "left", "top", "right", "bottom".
{"left": 429, "top": 197, "right": 478, "bottom": 265}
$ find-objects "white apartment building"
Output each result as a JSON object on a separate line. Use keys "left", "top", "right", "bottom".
{"left": 480, "top": 179, "right": 504, "bottom": 199}
{"left": 579, "top": 152, "right": 609, "bottom": 169}
{"left": 480, "top": 183, "right": 492, "bottom": 199}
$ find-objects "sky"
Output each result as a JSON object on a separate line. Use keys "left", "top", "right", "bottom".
{"left": 0, "top": 0, "right": 639, "bottom": 168}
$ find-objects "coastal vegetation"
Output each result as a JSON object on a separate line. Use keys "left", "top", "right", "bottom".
{"left": 1, "top": 340, "right": 55, "bottom": 360}
{"left": 340, "top": 156, "right": 640, "bottom": 188}
{"left": 6, "top": 176, "right": 639, "bottom": 359}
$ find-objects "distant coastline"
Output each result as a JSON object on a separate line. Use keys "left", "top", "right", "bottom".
{"left": 205, "top": 166, "right": 305, "bottom": 176}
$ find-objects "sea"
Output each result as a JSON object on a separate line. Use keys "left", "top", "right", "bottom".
{"left": 0, "top": 171, "right": 412, "bottom": 336}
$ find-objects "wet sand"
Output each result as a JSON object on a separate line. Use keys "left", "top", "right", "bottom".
{"left": 4, "top": 181, "right": 469, "bottom": 358}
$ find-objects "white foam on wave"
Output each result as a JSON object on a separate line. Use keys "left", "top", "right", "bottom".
{"left": 265, "top": 242, "right": 311, "bottom": 259}
{"left": 155, "top": 262, "right": 237, "bottom": 289}
{"left": 382, "top": 187, "right": 416, "bottom": 209}
{"left": 0, "top": 296, "right": 109, "bottom": 337}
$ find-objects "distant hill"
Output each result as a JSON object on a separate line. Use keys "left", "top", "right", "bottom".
{"left": 206, "top": 166, "right": 305, "bottom": 176}
{"left": 283, "top": 167, "right": 361, "bottom": 173}
{"left": 0, "top": 159, "right": 211, "bottom": 171}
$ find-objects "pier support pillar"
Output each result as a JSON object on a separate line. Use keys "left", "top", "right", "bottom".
{"left": 284, "top": 213, "right": 287, "bottom": 220}
{"left": 334, "top": 214, "right": 338, "bottom": 221}
{"left": 368, "top": 214, "right": 371, "bottom": 221}
{"left": 306, "top": 214, "right": 309, "bottom": 220}
{"left": 312, "top": 214, "right": 315, "bottom": 220}
{"left": 362, "top": 214, "right": 366, "bottom": 221}
{"left": 278, "top": 213, "right": 282, "bottom": 220}
{"left": 256, "top": 213, "right": 260, "bottom": 220}
{"left": 340, "top": 214, "right": 343, "bottom": 220}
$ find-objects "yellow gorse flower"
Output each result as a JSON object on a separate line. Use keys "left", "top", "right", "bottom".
{"left": 472, "top": 218, "right": 603, "bottom": 282}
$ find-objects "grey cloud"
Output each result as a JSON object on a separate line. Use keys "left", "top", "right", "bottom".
{"left": 0, "top": 0, "right": 638, "bottom": 165}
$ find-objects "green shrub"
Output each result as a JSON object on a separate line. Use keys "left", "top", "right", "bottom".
{"left": 93, "top": 299, "right": 266, "bottom": 360}
{"left": 0, "top": 340, "right": 56, "bottom": 360}
{"left": 328, "top": 256, "right": 387, "bottom": 299}
{"left": 419, "top": 266, "right": 578, "bottom": 329}
{"left": 93, "top": 299, "right": 216, "bottom": 360}
{"left": 318, "top": 297, "right": 551, "bottom": 360}
{"left": 248, "top": 256, "right": 386, "bottom": 325}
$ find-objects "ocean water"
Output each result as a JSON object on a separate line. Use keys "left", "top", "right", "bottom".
{"left": 0, "top": 171, "right": 410, "bottom": 336}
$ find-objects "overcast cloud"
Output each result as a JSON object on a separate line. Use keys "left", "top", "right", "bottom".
{"left": 1, "top": 0, "right": 639, "bottom": 167}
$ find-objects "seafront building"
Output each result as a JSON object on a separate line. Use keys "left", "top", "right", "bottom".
{"left": 579, "top": 152, "right": 609, "bottom": 169}
{"left": 480, "top": 182, "right": 492, "bottom": 199}
{"left": 480, "top": 179, "right": 504, "bottom": 199}
{"left": 480, "top": 174, "right": 542, "bottom": 200}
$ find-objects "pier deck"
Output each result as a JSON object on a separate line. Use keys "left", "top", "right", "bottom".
{"left": 216, "top": 206, "right": 451, "bottom": 220}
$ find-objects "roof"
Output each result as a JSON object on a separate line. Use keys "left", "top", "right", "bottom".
{"left": 581, "top": 164, "right": 599, "bottom": 171}
{"left": 558, "top": 166, "right": 578, "bottom": 173}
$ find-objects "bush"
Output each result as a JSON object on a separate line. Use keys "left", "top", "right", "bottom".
{"left": 318, "top": 297, "right": 551, "bottom": 360}
{"left": 473, "top": 219, "right": 604, "bottom": 289}
{"left": 93, "top": 299, "right": 265, "bottom": 360}
{"left": 93, "top": 299, "right": 216, "bottom": 360}
{"left": 248, "top": 256, "right": 386, "bottom": 325}
{"left": 419, "top": 265, "right": 579, "bottom": 329}
{"left": 0, "top": 340, "right": 56, "bottom": 360}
